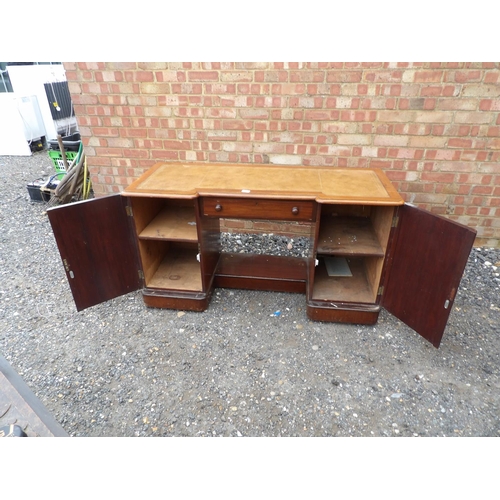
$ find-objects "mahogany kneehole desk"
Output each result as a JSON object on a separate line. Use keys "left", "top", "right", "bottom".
{"left": 47, "top": 162, "right": 476, "bottom": 349}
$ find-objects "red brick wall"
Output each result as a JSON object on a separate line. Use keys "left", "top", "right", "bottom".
{"left": 63, "top": 62, "right": 500, "bottom": 247}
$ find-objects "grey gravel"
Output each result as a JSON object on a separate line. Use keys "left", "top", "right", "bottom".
{"left": 1, "top": 151, "right": 499, "bottom": 437}
{"left": 221, "top": 232, "right": 311, "bottom": 257}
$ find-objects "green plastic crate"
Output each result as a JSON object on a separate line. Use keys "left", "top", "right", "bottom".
{"left": 48, "top": 150, "right": 78, "bottom": 174}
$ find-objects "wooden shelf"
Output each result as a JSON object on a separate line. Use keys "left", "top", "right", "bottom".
{"left": 147, "top": 248, "right": 202, "bottom": 291}
{"left": 317, "top": 216, "right": 384, "bottom": 257}
{"left": 312, "top": 258, "right": 375, "bottom": 303}
{"left": 139, "top": 206, "right": 197, "bottom": 242}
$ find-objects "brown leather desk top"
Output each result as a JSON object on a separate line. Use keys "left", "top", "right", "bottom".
{"left": 123, "top": 162, "right": 404, "bottom": 206}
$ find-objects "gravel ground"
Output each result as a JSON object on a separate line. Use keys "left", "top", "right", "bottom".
{"left": 1, "top": 151, "right": 499, "bottom": 438}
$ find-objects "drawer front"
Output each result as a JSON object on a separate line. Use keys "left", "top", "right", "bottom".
{"left": 202, "top": 197, "right": 315, "bottom": 221}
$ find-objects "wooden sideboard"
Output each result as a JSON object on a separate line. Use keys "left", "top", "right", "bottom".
{"left": 48, "top": 162, "right": 476, "bottom": 348}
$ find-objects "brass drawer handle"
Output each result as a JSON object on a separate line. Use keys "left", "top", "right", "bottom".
{"left": 291, "top": 207, "right": 299, "bottom": 215}
{"left": 215, "top": 204, "right": 223, "bottom": 212}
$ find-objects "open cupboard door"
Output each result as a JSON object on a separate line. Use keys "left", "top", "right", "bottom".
{"left": 47, "top": 195, "right": 142, "bottom": 311}
{"left": 382, "top": 204, "right": 476, "bottom": 348}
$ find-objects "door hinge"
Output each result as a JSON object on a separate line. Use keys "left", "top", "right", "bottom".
{"left": 392, "top": 216, "right": 399, "bottom": 228}
{"left": 377, "top": 286, "right": 384, "bottom": 296}
{"left": 138, "top": 269, "right": 144, "bottom": 280}
{"left": 63, "top": 258, "right": 75, "bottom": 279}
{"left": 126, "top": 205, "right": 133, "bottom": 217}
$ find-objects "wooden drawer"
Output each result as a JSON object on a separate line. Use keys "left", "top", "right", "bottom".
{"left": 202, "top": 197, "right": 315, "bottom": 221}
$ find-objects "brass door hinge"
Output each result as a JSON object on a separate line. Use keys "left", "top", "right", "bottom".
{"left": 392, "top": 216, "right": 399, "bottom": 228}
{"left": 126, "top": 205, "right": 133, "bottom": 217}
{"left": 378, "top": 286, "right": 384, "bottom": 296}
{"left": 138, "top": 270, "right": 144, "bottom": 280}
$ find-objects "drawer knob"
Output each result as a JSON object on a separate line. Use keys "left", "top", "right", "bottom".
{"left": 215, "top": 204, "right": 223, "bottom": 212}
{"left": 291, "top": 206, "right": 299, "bottom": 215}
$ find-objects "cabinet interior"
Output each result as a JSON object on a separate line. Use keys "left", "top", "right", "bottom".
{"left": 313, "top": 204, "right": 394, "bottom": 304}
{"left": 130, "top": 197, "right": 202, "bottom": 292}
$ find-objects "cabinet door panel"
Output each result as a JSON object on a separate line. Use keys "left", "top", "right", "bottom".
{"left": 382, "top": 204, "right": 476, "bottom": 347}
{"left": 47, "top": 195, "right": 141, "bottom": 311}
